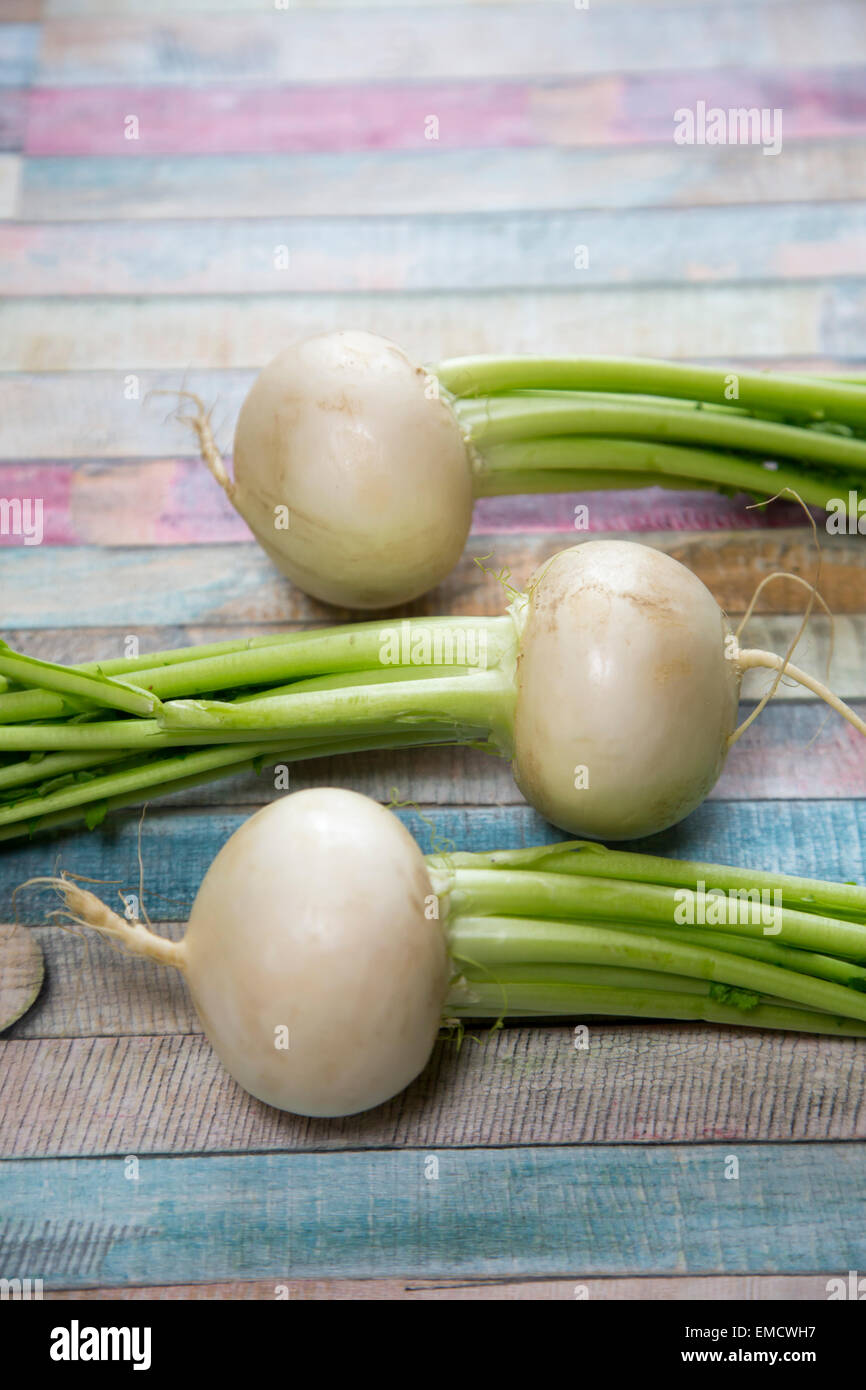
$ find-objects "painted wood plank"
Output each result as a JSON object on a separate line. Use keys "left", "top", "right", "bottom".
{"left": 4, "top": 800, "right": 866, "bottom": 929}
{"left": 19, "top": 141, "right": 866, "bottom": 222}
{"left": 5, "top": 204, "right": 866, "bottom": 298}
{"left": 0, "top": 24, "right": 36, "bottom": 87}
{"left": 41, "top": 1274, "right": 847, "bottom": 1302}
{"left": 0, "top": 459, "right": 848, "bottom": 546}
{"left": 3, "top": 531, "right": 866, "bottom": 626}
{"left": 0, "top": 153, "right": 18, "bottom": 216}
{"left": 2, "top": 283, "right": 863, "bottom": 373}
{"left": 35, "top": 6, "right": 866, "bottom": 88}
{"left": 23, "top": 68, "right": 866, "bottom": 156}
{"left": 2, "top": 2, "right": 43, "bottom": 21}
{"left": 0, "top": 925, "right": 42, "bottom": 1033}
{"left": 2, "top": 1143, "right": 865, "bottom": 1283}
{"left": 43, "top": 0, "right": 801, "bottom": 14}
{"left": 3, "top": 282, "right": 861, "bottom": 372}
{"left": 4, "top": 1023, "right": 866, "bottom": 1155}
{"left": 0, "top": 88, "right": 25, "bottom": 151}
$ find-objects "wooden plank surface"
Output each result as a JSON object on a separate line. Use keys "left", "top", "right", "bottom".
{"left": 4, "top": 203, "right": 865, "bottom": 296}
{"left": 41, "top": 1273, "right": 848, "bottom": 1301}
{"left": 16, "top": 142, "right": 866, "bottom": 220}
{"left": 2, "top": 1143, "right": 865, "bottom": 1285}
{"left": 4, "top": 532, "right": 866, "bottom": 625}
{"left": 35, "top": 6, "right": 866, "bottom": 87}
{"left": 4, "top": 282, "right": 864, "bottom": 371}
{"left": 4, "top": 1025, "right": 866, "bottom": 1156}
{"left": 20, "top": 68, "right": 866, "bottom": 157}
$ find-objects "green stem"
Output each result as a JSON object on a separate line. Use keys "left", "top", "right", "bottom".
{"left": 444, "top": 976, "right": 866, "bottom": 1036}
{"left": 471, "top": 436, "right": 853, "bottom": 511}
{"left": 0, "top": 726, "right": 467, "bottom": 838}
{"left": 612, "top": 923, "right": 866, "bottom": 991}
{"left": 447, "top": 914, "right": 866, "bottom": 1021}
{"left": 460, "top": 394, "right": 866, "bottom": 473}
{"left": 156, "top": 665, "right": 515, "bottom": 746}
{"left": 0, "top": 618, "right": 513, "bottom": 726}
{"left": 0, "top": 630, "right": 305, "bottom": 701}
{"left": 434, "top": 841, "right": 866, "bottom": 924}
{"left": 0, "top": 748, "right": 132, "bottom": 791}
{"left": 436, "top": 356, "right": 866, "bottom": 429}
{"left": 0, "top": 644, "right": 161, "bottom": 718}
{"left": 443, "top": 868, "right": 866, "bottom": 961}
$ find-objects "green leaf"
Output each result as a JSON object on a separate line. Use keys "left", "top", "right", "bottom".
{"left": 85, "top": 802, "right": 109, "bottom": 831}
{"left": 709, "top": 982, "right": 760, "bottom": 1012}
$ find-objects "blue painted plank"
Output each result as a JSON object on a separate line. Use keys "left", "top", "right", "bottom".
{"left": 0, "top": 25, "right": 37, "bottom": 87}
{"left": 3, "top": 799, "right": 866, "bottom": 923}
{"left": 1, "top": 1144, "right": 864, "bottom": 1284}
{"left": 5, "top": 204, "right": 866, "bottom": 296}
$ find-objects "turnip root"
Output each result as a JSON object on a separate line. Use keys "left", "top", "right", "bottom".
{"left": 510, "top": 542, "right": 741, "bottom": 838}
{"left": 181, "top": 329, "right": 866, "bottom": 609}
{"left": 214, "top": 330, "right": 473, "bottom": 608}
{"left": 28, "top": 789, "right": 866, "bottom": 1118}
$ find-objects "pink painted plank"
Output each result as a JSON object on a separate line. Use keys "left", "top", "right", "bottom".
{"left": 0, "top": 458, "right": 817, "bottom": 548}
{"left": 24, "top": 68, "right": 866, "bottom": 156}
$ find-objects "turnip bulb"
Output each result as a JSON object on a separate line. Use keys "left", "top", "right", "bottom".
{"left": 510, "top": 542, "right": 741, "bottom": 839}
{"left": 228, "top": 330, "right": 474, "bottom": 608}
{"left": 50, "top": 790, "right": 449, "bottom": 1118}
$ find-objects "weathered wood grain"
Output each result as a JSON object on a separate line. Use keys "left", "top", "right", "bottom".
{"left": 2, "top": 1143, "right": 865, "bottom": 1284}
{"left": 3, "top": 1024, "right": 866, "bottom": 1156}
{"left": 42, "top": 1273, "right": 844, "bottom": 1301}
{"left": 34, "top": 6, "right": 866, "bottom": 88}
{"left": 23, "top": 68, "right": 866, "bottom": 156}
{"left": 3, "top": 282, "right": 862, "bottom": 372}
{"left": 5, "top": 800, "right": 866, "bottom": 934}
{"left": 5, "top": 204, "right": 866, "bottom": 297}
{"left": 0, "top": 924, "right": 43, "bottom": 1033}
{"left": 4, "top": 531, "right": 866, "bottom": 626}
{"left": 0, "top": 458, "right": 844, "bottom": 545}
{"left": 19, "top": 142, "right": 866, "bottom": 221}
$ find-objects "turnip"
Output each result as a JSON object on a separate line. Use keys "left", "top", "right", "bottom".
{"left": 1, "top": 540, "right": 863, "bottom": 843}
{"left": 27, "top": 788, "right": 866, "bottom": 1118}
{"left": 181, "top": 329, "right": 866, "bottom": 608}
